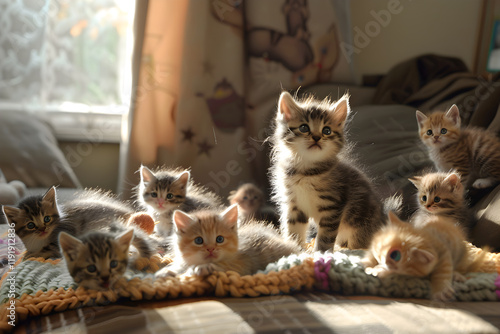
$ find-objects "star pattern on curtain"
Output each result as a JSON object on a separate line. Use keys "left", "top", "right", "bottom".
{"left": 197, "top": 139, "right": 214, "bottom": 156}
{"left": 181, "top": 127, "right": 196, "bottom": 142}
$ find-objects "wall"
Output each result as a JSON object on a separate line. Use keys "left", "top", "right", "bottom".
{"left": 350, "top": 0, "right": 482, "bottom": 83}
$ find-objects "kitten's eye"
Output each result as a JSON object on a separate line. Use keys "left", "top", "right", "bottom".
{"left": 243, "top": 196, "right": 248, "bottom": 200}
{"left": 322, "top": 126, "right": 332, "bottom": 135}
{"left": 87, "top": 265, "right": 97, "bottom": 273}
{"left": 43, "top": 216, "right": 51, "bottom": 223}
{"left": 440, "top": 128, "right": 447, "bottom": 134}
{"left": 194, "top": 237, "right": 204, "bottom": 245}
{"left": 110, "top": 260, "right": 118, "bottom": 268}
{"left": 150, "top": 192, "right": 158, "bottom": 198}
{"left": 421, "top": 195, "right": 427, "bottom": 202}
{"left": 216, "top": 235, "right": 224, "bottom": 243}
{"left": 426, "top": 129, "right": 433, "bottom": 136}
{"left": 166, "top": 193, "right": 174, "bottom": 200}
{"left": 27, "top": 222, "right": 36, "bottom": 229}
{"left": 254, "top": 196, "right": 258, "bottom": 200}
{"left": 389, "top": 250, "right": 401, "bottom": 262}
{"left": 298, "top": 124, "right": 310, "bottom": 133}
{"left": 434, "top": 196, "right": 441, "bottom": 203}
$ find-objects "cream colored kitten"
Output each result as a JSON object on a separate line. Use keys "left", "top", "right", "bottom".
{"left": 363, "top": 212, "right": 489, "bottom": 301}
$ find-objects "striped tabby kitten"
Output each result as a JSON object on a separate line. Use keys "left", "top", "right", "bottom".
{"left": 59, "top": 230, "right": 133, "bottom": 291}
{"left": 156, "top": 204, "right": 300, "bottom": 277}
{"left": 409, "top": 172, "right": 475, "bottom": 235}
{"left": 137, "top": 166, "right": 223, "bottom": 236}
{"left": 363, "top": 212, "right": 490, "bottom": 301}
{"left": 3, "top": 187, "right": 137, "bottom": 259}
{"left": 270, "top": 91, "right": 385, "bottom": 251}
{"left": 416, "top": 105, "right": 500, "bottom": 189}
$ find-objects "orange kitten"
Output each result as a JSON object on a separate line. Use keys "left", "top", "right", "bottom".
{"left": 409, "top": 171, "right": 475, "bottom": 235}
{"left": 416, "top": 105, "right": 500, "bottom": 190}
{"left": 363, "top": 212, "right": 489, "bottom": 301}
{"left": 155, "top": 204, "right": 300, "bottom": 277}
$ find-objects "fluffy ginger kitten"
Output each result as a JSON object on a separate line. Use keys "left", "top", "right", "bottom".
{"left": 155, "top": 204, "right": 301, "bottom": 277}
{"left": 363, "top": 212, "right": 490, "bottom": 301}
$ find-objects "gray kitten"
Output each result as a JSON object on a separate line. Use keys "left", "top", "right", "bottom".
{"left": 59, "top": 230, "right": 133, "bottom": 291}
{"left": 2, "top": 186, "right": 153, "bottom": 259}
{"left": 269, "top": 92, "right": 386, "bottom": 252}
{"left": 136, "top": 166, "right": 223, "bottom": 237}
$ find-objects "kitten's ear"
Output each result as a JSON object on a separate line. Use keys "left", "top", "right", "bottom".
{"left": 330, "top": 94, "right": 350, "bottom": 127}
{"left": 175, "top": 171, "right": 190, "bottom": 189}
{"left": 140, "top": 165, "right": 156, "bottom": 183}
{"left": 59, "top": 232, "right": 84, "bottom": 258}
{"left": 387, "top": 211, "right": 405, "bottom": 226}
{"left": 3, "top": 206, "right": 20, "bottom": 222}
{"left": 173, "top": 210, "right": 195, "bottom": 233}
{"left": 43, "top": 186, "right": 58, "bottom": 207}
{"left": 221, "top": 204, "right": 239, "bottom": 229}
{"left": 444, "top": 172, "right": 462, "bottom": 190}
{"left": 445, "top": 105, "right": 461, "bottom": 127}
{"left": 408, "top": 176, "right": 422, "bottom": 188}
{"left": 278, "top": 91, "right": 300, "bottom": 121}
{"left": 415, "top": 110, "right": 427, "bottom": 129}
{"left": 409, "top": 247, "right": 435, "bottom": 265}
{"left": 117, "top": 229, "right": 134, "bottom": 252}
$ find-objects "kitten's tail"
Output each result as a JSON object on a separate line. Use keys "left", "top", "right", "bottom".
{"left": 382, "top": 194, "right": 403, "bottom": 216}
{"left": 465, "top": 243, "right": 497, "bottom": 273}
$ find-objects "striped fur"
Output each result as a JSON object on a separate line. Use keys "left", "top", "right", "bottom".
{"left": 156, "top": 205, "right": 301, "bottom": 277}
{"left": 2, "top": 187, "right": 137, "bottom": 259}
{"left": 416, "top": 105, "right": 500, "bottom": 190}
{"left": 409, "top": 172, "right": 475, "bottom": 236}
{"left": 59, "top": 230, "right": 133, "bottom": 291}
{"left": 269, "top": 92, "right": 386, "bottom": 251}
{"left": 136, "top": 166, "right": 223, "bottom": 236}
{"left": 363, "top": 212, "right": 490, "bottom": 301}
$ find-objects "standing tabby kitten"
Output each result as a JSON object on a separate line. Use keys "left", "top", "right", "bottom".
{"left": 409, "top": 171, "right": 475, "bottom": 235}
{"left": 136, "top": 166, "right": 223, "bottom": 236}
{"left": 2, "top": 187, "right": 137, "bottom": 259}
{"left": 156, "top": 204, "right": 300, "bottom": 277}
{"left": 59, "top": 230, "right": 133, "bottom": 291}
{"left": 269, "top": 92, "right": 386, "bottom": 251}
{"left": 416, "top": 105, "right": 500, "bottom": 190}
{"left": 363, "top": 212, "right": 490, "bottom": 301}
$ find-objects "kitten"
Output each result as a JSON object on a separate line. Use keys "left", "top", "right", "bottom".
{"left": 363, "top": 212, "right": 489, "bottom": 301}
{"left": 269, "top": 91, "right": 386, "bottom": 251}
{"left": 59, "top": 230, "right": 133, "bottom": 291}
{"left": 416, "top": 105, "right": 500, "bottom": 190}
{"left": 136, "top": 166, "right": 223, "bottom": 236}
{"left": 155, "top": 204, "right": 301, "bottom": 277}
{"left": 2, "top": 187, "right": 139, "bottom": 259}
{"left": 409, "top": 171, "right": 475, "bottom": 234}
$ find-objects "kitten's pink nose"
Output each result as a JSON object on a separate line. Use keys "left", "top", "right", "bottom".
{"left": 433, "top": 136, "right": 440, "bottom": 140}
{"left": 206, "top": 247, "right": 215, "bottom": 253}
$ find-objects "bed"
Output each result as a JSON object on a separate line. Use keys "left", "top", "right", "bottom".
{"left": 1, "top": 55, "right": 500, "bottom": 333}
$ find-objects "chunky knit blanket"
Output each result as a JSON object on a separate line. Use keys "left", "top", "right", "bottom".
{"left": 1, "top": 249, "right": 499, "bottom": 331}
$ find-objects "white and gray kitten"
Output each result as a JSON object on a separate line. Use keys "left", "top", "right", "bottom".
{"left": 269, "top": 92, "right": 386, "bottom": 251}
{"left": 136, "top": 166, "right": 223, "bottom": 237}
{"left": 59, "top": 230, "right": 133, "bottom": 291}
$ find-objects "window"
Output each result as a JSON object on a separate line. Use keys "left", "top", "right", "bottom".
{"left": 0, "top": 0, "right": 136, "bottom": 142}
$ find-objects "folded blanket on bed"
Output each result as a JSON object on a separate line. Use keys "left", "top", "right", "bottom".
{"left": 1, "top": 249, "right": 499, "bottom": 331}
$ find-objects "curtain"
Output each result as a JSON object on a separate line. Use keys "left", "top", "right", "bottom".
{"left": 119, "top": 0, "right": 354, "bottom": 200}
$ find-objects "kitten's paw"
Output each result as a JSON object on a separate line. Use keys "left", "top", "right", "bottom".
{"left": 193, "top": 263, "right": 222, "bottom": 276}
{"left": 453, "top": 272, "right": 466, "bottom": 283}
{"left": 472, "top": 178, "right": 496, "bottom": 189}
{"left": 432, "top": 286, "right": 456, "bottom": 302}
{"left": 364, "top": 265, "right": 389, "bottom": 278}
{"left": 155, "top": 266, "right": 179, "bottom": 278}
